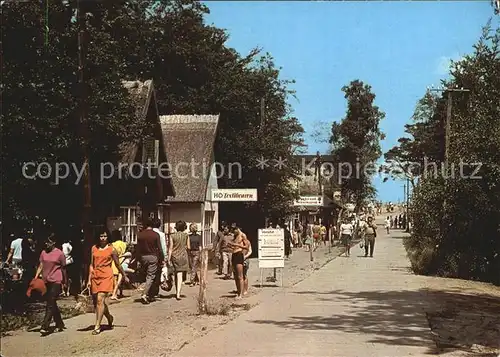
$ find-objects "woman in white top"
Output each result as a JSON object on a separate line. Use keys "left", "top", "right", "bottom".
{"left": 62, "top": 239, "right": 74, "bottom": 296}
{"left": 340, "top": 218, "right": 354, "bottom": 257}
{"left": 385, "top": 216, "right": 391, "bottom": 234}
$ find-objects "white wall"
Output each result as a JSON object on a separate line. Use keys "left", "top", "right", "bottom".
{"left": 168, "top": 203, "right": 202, "bottom": 233}
{"left": 167, "top": 162, "right": 219, "bottom": 236}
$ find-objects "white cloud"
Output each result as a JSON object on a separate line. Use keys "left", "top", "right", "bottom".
{"left": 434, "top": 54, "right": 461, "bottom": 76}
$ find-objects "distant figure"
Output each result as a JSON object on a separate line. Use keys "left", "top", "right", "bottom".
{"left": 385, "top": 216, "right": 391, "bottom": 234}
{"left": 284, "top": 226, "right": 292, "bottom": 259}
{"left": 6, "top": 235, "right": 23, "bottom": 267}
{"left": 219, "top": 226, "right": 234, "bottom": 280}
{"left": 62, "top": 238, "right": 75, "bottom": 297}
{"left": 363, "top": 216, "right": 377, "bottom": 258}
{"left": 187, "top": 223, "right": 202, "bottom": 286}
{"left": 311, "top": 221, "right": 321, "bottom": 251}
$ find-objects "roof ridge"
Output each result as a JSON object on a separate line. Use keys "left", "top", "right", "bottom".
{"left": 159, "top": 114, "right": 219, "bottom": 124}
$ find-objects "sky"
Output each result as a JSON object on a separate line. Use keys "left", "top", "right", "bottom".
{"left": 204, "top": 1, "right": 497, "bottom": 202}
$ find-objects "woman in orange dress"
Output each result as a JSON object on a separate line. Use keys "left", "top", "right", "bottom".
{"left": 87, "top": 230, "right": 129, "bottom": 335}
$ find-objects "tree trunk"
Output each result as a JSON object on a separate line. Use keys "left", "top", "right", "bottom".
{"left": 198, "top": 248, "right": 209, "bottom": 314}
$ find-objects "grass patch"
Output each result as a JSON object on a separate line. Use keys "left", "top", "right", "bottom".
{"left": 199, "top": 300, "right": 231, "bottom": 316}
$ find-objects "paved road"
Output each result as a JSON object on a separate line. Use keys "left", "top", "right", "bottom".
{"left": 173, "top": 221, "right": 437, "bottom": 357}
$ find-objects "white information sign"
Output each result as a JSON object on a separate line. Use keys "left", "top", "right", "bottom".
{"left": 211, "top": 188, "right": 258, "bottom": 202}
{"left": 258, "top": 228, "right": 285, "bottom": 268}
{"left": 293, "top": 195, "right": 323, "bottom": 206}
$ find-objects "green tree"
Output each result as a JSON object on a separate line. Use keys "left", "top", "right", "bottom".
{"left": 2, "top": 0, "right": 305, "bottom": 233}
{"left": 382, "top": 91, "right": 445, "bottom": 187}
{"left": 329, "top": 80, "right": 385, "bottom": 209}
{"left": 402, "top": 23, "right": 500, "bottom": 284}
{"left": 104, "top": 1, "right": 305, "bottom": 223}
{"left": 1, "top": 1, "right": 144, "bottom": 229}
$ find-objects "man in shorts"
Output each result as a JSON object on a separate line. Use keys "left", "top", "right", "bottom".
{"left": 230, "top": 227, "right": 252, "bottom": 297}
{"left": 242, "top": 231, "right": 252, "bottom": 295}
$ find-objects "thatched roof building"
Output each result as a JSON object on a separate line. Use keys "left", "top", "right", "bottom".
{"left": 159, "top": 115, "right": 220, "bottom": 202}
{"left": 119, "top": 79, "right": 158, "bottom": 164}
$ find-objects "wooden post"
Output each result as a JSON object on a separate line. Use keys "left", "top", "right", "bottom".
{"left": 77, "top": 0, "right": 92, "bottom": 284}
{"left": 198, "top": 248, "right": 208, "bottom": 313}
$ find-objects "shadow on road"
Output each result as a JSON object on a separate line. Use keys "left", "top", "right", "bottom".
{"left": 249, "top": 288, "right": 500, "bottom": 355}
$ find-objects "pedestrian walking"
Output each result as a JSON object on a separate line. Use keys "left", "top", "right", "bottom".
{"left": 167, "top": 220, "right": 190, "bottom": 300}
{"left": 320, "top": 223, "right": 327, "bottom": 246}
{"left": 303, "top": 221, "right": 312, "bottom": 252}
{"left": 312, "top": 221, "right": 321, "bottom": 251}
{"left": 340, "top": 218, "right": 354, "bottom": 257}
{"left": 87, "top": 230, "right": 129, "bottom": 335}
{"left": 110, "top": 230, "right": 127, "bottom": 300}
{"left": 284, "top": 225, "right": 292, "bottom": 259}
{"left": 136, "top": 218, "right": 163, "bottom": 304}
{"left": 385, "top": 216, "right": 391, "bottom": 234}
{"left": 34, "top": 234, "right": 67, "bottom": 336}
{"left": 188, "top": 223, "right": 202, "bottom": 286}
{"left": 61, "top": 237, "right": 75, "bottom": 297}
{"left": 363, "top": 216, "right": 377, "bottom": 257}
{"left": 151, "top": 218, "right": 167, "bottom": 298}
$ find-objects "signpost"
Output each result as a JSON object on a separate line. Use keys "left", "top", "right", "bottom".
{"left": 211, "top": 188, "right": 258, "bottom": 202}
{"left": 293, "top": 195, "right": 323, "bottom": 206}
{"left": 258, "top": 228, "right": 285, "bottom": 287}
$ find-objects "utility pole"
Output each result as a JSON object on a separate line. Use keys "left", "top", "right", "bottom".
{"left": 405, "top": 177, "right": 410, "bottom": 232}
{"left": 428, "top": 85, "right": 470, "bottom": 237}
{"left": 77, "top": 0, "right": 92, "bottom": 282}
{"left": 428, "top": 86, "right": 470, "bottom": 167}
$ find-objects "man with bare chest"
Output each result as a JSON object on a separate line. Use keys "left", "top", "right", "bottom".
{"left": 229, "top": 227, "right": 252, "bottom": 298}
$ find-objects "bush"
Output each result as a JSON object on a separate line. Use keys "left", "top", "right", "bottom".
{"left": 407, "top": 176, "right": 500, "bottom": 285}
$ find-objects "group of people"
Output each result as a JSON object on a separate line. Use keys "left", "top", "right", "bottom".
{"left": 339, "top": 215, "right": 378, "bottom": 257}
{"left": 3, "top": 232, "right": 82, "bottom": 309}
{"left": 213, "top": 223, "right": 252, "bottom": 299}
{"left": 23, "top": 217, "right": 256, "bottom": 336}
{"left": 386, "top": 214, "right": 407, "bottom": 232}
{"left": 292, "top": 221, "right": 329, "bottom": 252}
{"left": 7, "top": 216, "right": 210, "bottom": 336}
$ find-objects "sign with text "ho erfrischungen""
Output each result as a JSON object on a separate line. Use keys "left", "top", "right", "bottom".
{"left": 258, "top": 228, "right": 285, "bottom": 269}
{"left": 210, "top": 188, "right": 258, "bottom": 202}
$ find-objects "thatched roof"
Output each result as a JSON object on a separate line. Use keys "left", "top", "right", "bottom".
{"left": 119, "top": 80, "right": 155, "bottom": 164}
{"left": 159, "top": 115, "right": 219, "bottom": 202}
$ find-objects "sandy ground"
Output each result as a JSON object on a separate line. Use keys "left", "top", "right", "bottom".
{"left": 1, "top": 237, "right": 343, "bottom": 357}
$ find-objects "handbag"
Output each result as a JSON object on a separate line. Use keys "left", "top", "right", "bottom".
{"left": 160, "top": 266, "right": 173, "bottom": 292}
{"left": 74, "top": 287, "right": 94, "bottom": 313}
